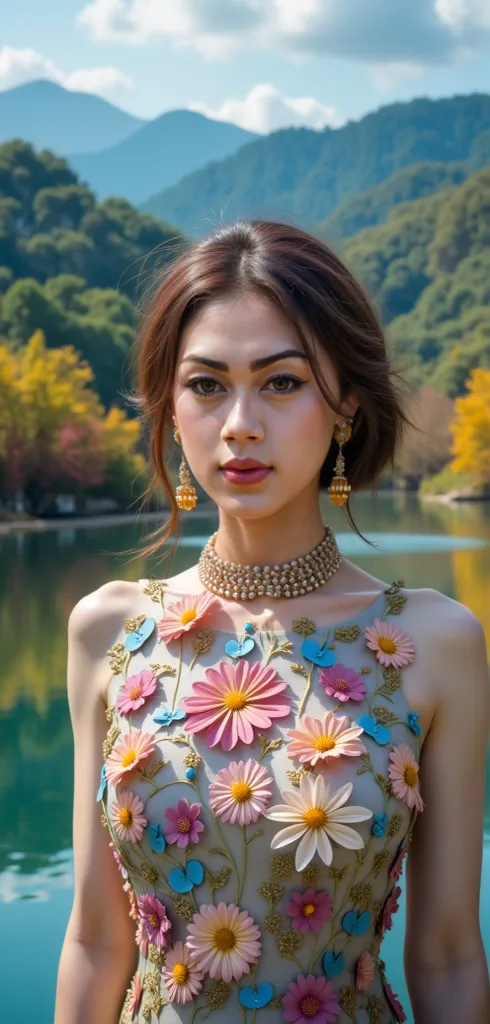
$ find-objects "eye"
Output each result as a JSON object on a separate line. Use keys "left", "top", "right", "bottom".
{"left": 184, "top": 377, "right": 225, "bottom": 397}
{"left": 263, "top": 374, "right": 306, "bottom": 394}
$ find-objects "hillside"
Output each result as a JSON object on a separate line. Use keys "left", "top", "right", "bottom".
{"left": 0, "top": 80, "right": 144, "bottom": 155}
{"left": 0, "top": 140, "right": 184, "bottom": 407}
{"left": 71, "top": 109, "right": 258, "bottom": 205}
{"left": 142, "top": 94, "right": 490, "bottom": 235}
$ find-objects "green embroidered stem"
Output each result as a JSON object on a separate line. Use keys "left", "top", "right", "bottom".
{"left": 190, "top": 1002, "right": 207, "bottom": 1023}
{"left": 146, "top": 778, "right": 195, "bottom": 800}
{"left": 297, "top": 662, "right": 315, "bottom": 719}
{"left": 192, "top": 779, "right": 241, "bottom": 903}
{"left": 171, "top": 636, "right": 184, "bottom": 712}
{"left": 237, "top": 825, "right": 247, "bottom": 904}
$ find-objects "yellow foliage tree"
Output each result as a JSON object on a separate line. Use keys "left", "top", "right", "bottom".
{"left": 450, "top": 368, "right": 490, "bottom": 485}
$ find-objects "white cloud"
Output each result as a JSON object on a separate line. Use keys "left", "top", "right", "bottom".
{"left": 370, "top": 61, "right": 425, "bottom": 92}
{"left": 0, "top": 46, "right": 133, "bottom": 99}
{"left": 76, "top": 0, "right": 490, "bottom": 63}
{"left": 189, "top": 83, "right": 343, "bottom": 134}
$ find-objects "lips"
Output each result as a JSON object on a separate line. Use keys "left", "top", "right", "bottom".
{"left": 220, "top": 458, "right": 272, "bottom": 486}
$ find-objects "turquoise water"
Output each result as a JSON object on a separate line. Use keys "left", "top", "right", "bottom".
{"left": 0, "top": 492, "right": 489, "bottom": 1022}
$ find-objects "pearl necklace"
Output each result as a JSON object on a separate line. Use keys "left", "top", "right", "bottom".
{"left": 197, "top": 525, "right": 342, "bottom": 601}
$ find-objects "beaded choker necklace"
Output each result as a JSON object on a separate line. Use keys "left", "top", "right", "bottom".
{"left": 197, "top": 525, "right": 342, "bottom": 601}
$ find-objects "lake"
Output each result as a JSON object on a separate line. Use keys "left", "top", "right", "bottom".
{"left": 1, "top": 491, "right": 489, "bottom": 1023}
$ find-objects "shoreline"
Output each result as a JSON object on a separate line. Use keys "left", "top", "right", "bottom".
{"left": 0, "top": 506, "right": 217, "bottom": 535}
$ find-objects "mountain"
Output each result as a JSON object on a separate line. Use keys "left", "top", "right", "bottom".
{"left": 71, "top": 110, "right": 259, "bottom": 205}
{"left": 0, "top": 80, "right": 145, "bottom": 155}
{"left": 141, "top": 94, "right": 490, "bottom": 236}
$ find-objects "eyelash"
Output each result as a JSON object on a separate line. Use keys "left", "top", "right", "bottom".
{"left": 184, "top": 374, "right": 306, "bottom": 397}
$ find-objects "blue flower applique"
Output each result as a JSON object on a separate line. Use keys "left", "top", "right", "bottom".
{"left": 96, "top": 763, "right": 107, "bottom": 802}
{"left": 168, "top": 860, "right": 204, "bottom": 893}
{"left": 124, "top": 616, "right": 155, "bottom": 652}
{"left": 407, "top": 710, "right": 422, "bottom": 736}
{"left": 357, "top": 714, "right": 390, "bottom": 745}
{"left": 153, "top": 706, "right": 187, "bottom": 726}
{"left": 146, "top": 823, "right": 166, "bottom": 853}
{"left": 372, "top": 812, "right": 388, "bottom": 838}
{"left": 239, "top": 983, "right": 274, "bottom": 1009}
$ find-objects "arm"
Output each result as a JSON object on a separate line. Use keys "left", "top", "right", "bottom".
{"left": 404, "top": 604, "right": 490, "bottom": 1023}
{"left": 55, "top": 582, "right": 138, "bottom": 1024}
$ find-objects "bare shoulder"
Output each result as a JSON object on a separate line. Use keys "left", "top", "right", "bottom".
{"left": 68, "top": 579, "right": 142, "bottom": 659}
{"left": 404, "top": 585, "right": 485, "bottom": 642}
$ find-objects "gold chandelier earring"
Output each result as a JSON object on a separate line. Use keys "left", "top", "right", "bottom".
{"left": 173, "top": 424, "right": 197, "bottom": 510}
{"left": 328, "top": 416, "right": 353, "bottom": 506}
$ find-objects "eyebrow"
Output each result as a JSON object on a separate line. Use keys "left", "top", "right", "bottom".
{"left": 180, "top": 349, "right": 310, "bottom": 372}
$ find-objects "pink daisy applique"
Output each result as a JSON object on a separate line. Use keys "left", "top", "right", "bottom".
{"left": 380, "top": 885, "right": 402, "bottom": 933}
{"left": 365, "top": 618, "right": 415, "bottom": 669}
{"left": 182, "top": 659, "right": 291, "bottom": 751}
{"left": 110, "top": 789, "right": 147, "bottom": 842}
{"left": 388, "top": 743, "right": 424, "bottom": 812}
{"left": 209, "top": 759, "right": 273, "bottom": 825}
{"left": 356, "top": 950, "right": 375, "bottom": 992}
{"left": 320, "top": 663, "right": 367, "bottom": 703}
{"left": 390, "top": 847, "right": 407, "bottom": 882}
{"left": 158, "top": 592, "right": 219, "bottom": 643}
{"left": 383, "top": 978, "right": 407, "bottom": 1022}
{"left": 162, "top": 941, "right": 204, "bottom": 1004}
{"left": 137, "top": 893, "right": 172, "bottom": 947}
{"left": 285, "top": 888, "right": 333, "bottom": 933}
{"left": 136, "top": 918, "right": 148, "bottom": 956}
{"left": 116, "top": 669, "right": 158, "bottom": 715}
{"left": 164, "top": 798, "right": 204, "bottom": 847}
{"left": 282, "top": 973, "right": 340, "bottom": 1023}
{"left": 286, "top": 711, "right": 366, "bottom": 767}
{"left": 127, "top": 971, "right": 143, "bottom": 1016}
{"left": 105, "top": 728, "right": 155, "bottom": 786}
{"left": 186, "top": 902, "right": 261, "bottom": 982}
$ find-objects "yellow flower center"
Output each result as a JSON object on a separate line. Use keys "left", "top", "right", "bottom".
{"left": 314, "top": 734, "right": 336, "bottom": 752}
{"left": 148, "top": 913, "right": 160, "bottom": 929}
{"left": 224, "top": 690, "right": 247, "bottom": 711}
{"left": 180, "top": 609, "right": 198, "bottom": 626}
{"left": 129, "top": 685, "right": 142, "bottom": 700}
{"left": 378, "top": 635, "right": 396, "bottom": 654}
{"left": 404, "top": 764, "right": 419, "bottom": 787}
{"left": 214, "top": 927, "right": 237, "bottom": 953}
{"left": 231, "top": 781, "right": 253, "bottom": 803}
{"left": 121, "top": 748, "right": 137, "bottom": 767}
{"left": 177, "top": 817, "right": 191, "bottom": 833}
{"left": 302, "top": 903, "right": 316, "bottom": 917}
{"left": 300, "top": 996, "right": 321, "bottom": 1017}
{"left": 119, "top": 808, "right": 133, "bottom": 827}
{"left": 172, "top": 963, "right": 189, "bottom": 985}
{"left": 303, "top": 807, "right": 328, "bottom": 829}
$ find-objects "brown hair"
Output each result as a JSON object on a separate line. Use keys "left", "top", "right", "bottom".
{"left": 134, "top": 219, "right": 410, "bottom": 558}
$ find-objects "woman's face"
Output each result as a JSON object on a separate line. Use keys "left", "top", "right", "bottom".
{"left": 173, "top": 291, "right": 358, "bottom": 521}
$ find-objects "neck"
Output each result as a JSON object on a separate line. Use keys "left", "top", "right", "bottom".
{"left": 214, "top": 500, "right": 327, "bottom": 567}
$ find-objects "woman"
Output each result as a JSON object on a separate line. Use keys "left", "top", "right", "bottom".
{"left": 55, "top": 220, "right": 489, "bottom": 1023}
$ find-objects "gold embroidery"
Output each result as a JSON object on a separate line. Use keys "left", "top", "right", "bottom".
{"left": 328, "top": 866, "right": 347, "bottom": 883}
{"left": 183, "top": 750, "right": 202, "bottom": 769}
{"left": 339, "top": 986, "right": 358, "bottom": 1017}
{"left": 302, "top": 864, "right": 321, "bottom": 887}
{"left": 148, "top": 943, "right": 165, "bottom": 967}
{"left": 384, "top": 581, "right": 407, "bottom": 616}
{"left": 359, "top": 665, "right": 372, "bottom": 675}
{"left": 373, "top": 706, "right": 400, "bottom": 726}
{"left": 257, "top": 733, "right": 283, "bottom": 761}
{"left": 143, "top": 576, "right": 167, "bottom": 603}
{"left": 149, "top": 663, "right": 176, "bottom": 677}
{"left": 350, "top": 882, "right": 374, "bottom": 910}
{"left": 290, "top": 663, "right": 309, "bottom": 679}
{"left": 107, "top": 641, "right": 126, "bottom": 675}
{"left": 277, "top": 930, "right": 304, "bottom": 959}
{"left": 139, "top": 862, "right": 159, "bottom": 886}
{"left": 100, "top": 807, "right": 109, "bottom": 830}
{"left": 191, "top": 629, "right": 215, "bottom": 655}
{"left": 263, "top": 910, "right": 283, "bottom": 934}
{"left": 206, "top": 980, "right": 230, "bottom": 1010}
{"left": 102, "top": 723, "right": 121, "bottom": 760}
{"left": 366, "top": 994, "right": 385, "bottom": 1023}
{"left": 206, "top": 867, "right": 232, "bottom": 892}
{"left": 334, "top": 625, "right": 361, "bottom": 643}
{"left": 258, "top": 881, "right": 285, "bottom": 904}
{"left": 387, "top": 813, "right": 403, "bottom": 837}
{"left": 171, "top": 896, "right": 194, "bottom": 922}
{"left": 270, "top": 852, "right": 295, "bottom": 880}
{"left": 106, "top": 704, "right": 116, "bottom": 723}
{"left": 372, "top": 851, "right": 390, "bottom": 877}
{"left": 124, "top": 614, "right": 147, "bottom": 634}
{"left": 292, "top": 617, "right": 317, "bottom": 637}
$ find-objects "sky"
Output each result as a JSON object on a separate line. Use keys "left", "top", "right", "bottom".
{"left": 2, "top": 0, "right": 490, "bottom": 132}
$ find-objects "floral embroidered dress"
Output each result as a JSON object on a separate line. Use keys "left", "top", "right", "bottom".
{"left": 99, "top": 579, "right": 423, "bottom": 1024}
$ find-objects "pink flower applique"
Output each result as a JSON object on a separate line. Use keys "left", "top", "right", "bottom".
{"left": 136, "top": 917, "right": 148, "bottom": 956}
{"left": 182, "top": 659, "right": 291, "bottom": 751}
{"left": 110, "top": 789, "right": 147, "bottom": 843}
{"left": 388, "top": 743, "right": 424, "bottom": 812}
{"left": 282, "top": 973, "right": 340, "bottom": 1023}
{"left": 286, "top": 711, "right": 366, "bottom": 767}
{"left": 137, "top": 893, "right": 172, "bottom": 947}
{"left": 383, "top": 978, "right": 407, "bottom": 1022}
{"left": 116, "top": 669, "right": 158, "bottom": 714}
{"left": 365, "top": 618, "right": 415, "bottom": 669}
{"left": 105, "top": 728, "right": 155, "bottom": 786}
{"left": 356, "top": 950, "right": 375, "bottom": 992}
{"left": 162, "top": 940, "right": 205, "bottom": 1004}
{"left": 209, "top": 759, "right": 273, "bottom": 825}
{"left": 320, "top": 663, "right": 367, "bottom": 703}
{"left": 164, "top": 798, "right": 204, "bottom": 847}
{"left": 380, "top": 885, "right": 402, "bottom": 933}
{"left": 285, "top": 888, "right": 333, "bottom": 933}
{"left": 186, "top": 902, "right": 261, "bottom": 982}
{"left": 127, "top": 971, "right": 143, "bottom": 1016}
{"left": 390, "top": 847, "right": 407, "bottom": 882}
{"left": 158, "top": 592, "right": 218, "bottom": 643}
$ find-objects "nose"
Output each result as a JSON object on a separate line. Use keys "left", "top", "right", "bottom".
{"left": 220, "top": 392, "right": 264, "bottom": 444}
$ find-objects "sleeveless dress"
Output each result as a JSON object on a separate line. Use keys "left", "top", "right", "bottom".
{"left": 98, "top": 578, "right": 423, "bottom": 1024}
